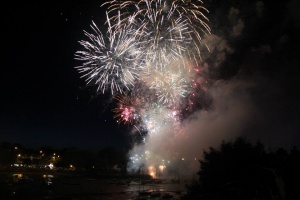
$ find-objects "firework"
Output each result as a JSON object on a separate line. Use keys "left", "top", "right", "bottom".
{"left": 141, "top": 0, "right": 192, "bottom": 70}
{"left": 76, "top": 0, "right": 210, "bottom": 129}
{"left": 138, "top": 105, "right": 180, "bottom": 136}
{"left": 76, "top": 0, "right": 210, "bottom": 95}
{"left": 75, "top": 13, "right": 144, "bottom": 95}
{"left": 140, "top": 68, "right": 187, "bottom": 105}
{"left": 112, "top": 93, "right": 144, "bottom": 124}
{"left": 103, "top": 0, "right": 210, "bottom": 65}
{"left": 76, "top": 0, "right": 211, "bottom": 174}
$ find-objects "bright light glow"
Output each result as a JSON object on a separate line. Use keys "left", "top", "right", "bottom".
{"left": 159, "top": 165, "right": 166, "bottom": 171}
{"left": 148, "top": 166, "right": 156, "bottom": 178}
{"left": 49, "top": 163, "right": 54, "bottom": 169}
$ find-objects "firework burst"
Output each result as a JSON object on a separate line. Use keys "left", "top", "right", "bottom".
{"left": 140, "top": 67, "right": 188, "bottom": 105}
{"left": 76, "top": 0, "right": 211, "bottom": 130}
{"left": 75, "top": 14, "right": 144, "bottom": 95}
{"left": 112, "top": 93, "right": 144, "bottom": 124}
{"left": 103, "top": 0, "right": 210, "bottom": 65}
{"left": 76, "top": 0, "right": 211, "bottom": 174}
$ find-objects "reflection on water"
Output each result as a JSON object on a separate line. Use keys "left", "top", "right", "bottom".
{"left": 13, "top": 174, "right": 23, "bottom": 179}
{"left": 2, "top": 173, "right": 56, "bottom": 199}
{"left": 0, "top": 172, "right": 186, "bottom": 200}
{"left": 42, "top": 174, "right": 54, "bottom": 185}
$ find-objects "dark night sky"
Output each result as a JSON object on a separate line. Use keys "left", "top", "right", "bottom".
{"left": 1, "top": 0, "right": 300, "bottom": 150}
{"left": 1, "top": 0, "right": 131, "bottom": 149}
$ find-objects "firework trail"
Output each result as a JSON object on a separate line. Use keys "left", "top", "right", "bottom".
{"left": 76, "top": 0, "right": 211, "bottom": 175}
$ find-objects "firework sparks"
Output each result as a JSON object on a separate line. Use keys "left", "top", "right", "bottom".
{"left": 75, "top": 14, "right": 144, "bottom": 95}
{"left": 112, "top": 94, "right": 142, "bottom": 124}
{"left": 76, "top": 0, "right": 211, "bottom": 174}
{"left": 142, "top": 68, "right": 188, "bottom": 105}
{"left": 103, "top": 0, "right": 210, "bottom": 65}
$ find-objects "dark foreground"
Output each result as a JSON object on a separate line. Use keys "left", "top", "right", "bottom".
{"left": 0, "top": 171, "right": 186, "bottom": 200}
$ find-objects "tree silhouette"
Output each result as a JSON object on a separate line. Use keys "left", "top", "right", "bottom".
{"left": 96, "top": 146, "right": 127, "bottom": 174}
{"left": 0, "top": 142, "right": 15, "bottom": 167}
{"left": 183, "top": 137, "right": 299, "bottom": 200}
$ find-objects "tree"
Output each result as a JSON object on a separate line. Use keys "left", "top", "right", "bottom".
{"left": 96, "top": 146, "right": 128, "bottom": 174}
{"left": 183, "top": 137, "right": 289, "bottom": 200}
{"left": 56, "top": 147, "right": 95, "bottom": 170}
{"left": 0, "top": 142, "right": 15, "bottom": 167}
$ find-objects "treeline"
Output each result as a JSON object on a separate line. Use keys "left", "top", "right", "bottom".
{"left": 183, "top": 137, "right": 300, "bottom": 200}
{"left": 0, "top": 142, "right": 128, "bottom": 174}
{"left": 56, "top": 146, "right": 128, "bottom": 174}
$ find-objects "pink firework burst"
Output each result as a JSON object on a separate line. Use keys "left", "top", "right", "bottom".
{"left": 112, "top": 94, "right": 142, "bottom": 124}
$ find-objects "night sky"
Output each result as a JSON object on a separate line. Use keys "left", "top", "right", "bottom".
{"left": 1, "top": 0, "right": 131, "bottom": 149}
{"left": 1, "top": 0, "right": 300, "bottom": 150}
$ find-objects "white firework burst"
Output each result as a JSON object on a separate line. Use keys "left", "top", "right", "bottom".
{"left": 102, "top": 0, "right": 210, "bottom": 66}
{"left": 75, "top": 14, "right": 144, "bottom": 95}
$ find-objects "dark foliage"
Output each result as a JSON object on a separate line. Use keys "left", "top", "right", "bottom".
{"left": 0, "top": 142, "right": 15, "bottom": 167}
{"left": 183, "top": 137, "right": 300, "bottom": 200}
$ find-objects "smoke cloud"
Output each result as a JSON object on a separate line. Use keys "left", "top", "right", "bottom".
{"left": 127, "top": 0, "right": 300, "bottom": 178}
